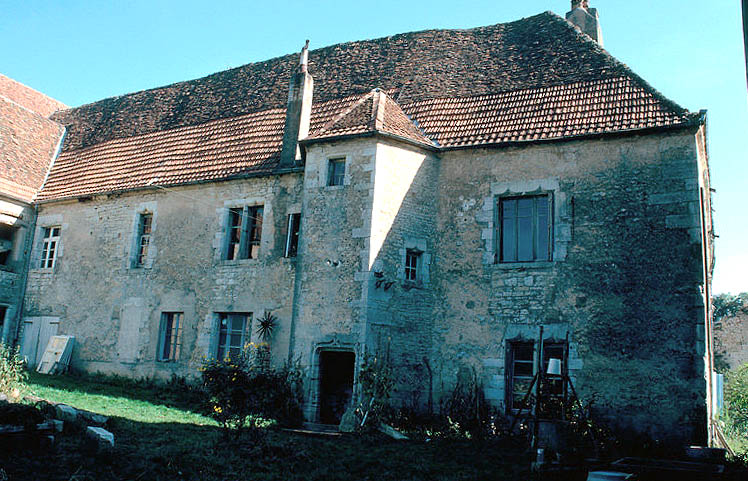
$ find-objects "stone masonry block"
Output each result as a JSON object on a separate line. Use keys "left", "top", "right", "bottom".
{"left": 666, "top": 214, "right": 697, "bottom": 229}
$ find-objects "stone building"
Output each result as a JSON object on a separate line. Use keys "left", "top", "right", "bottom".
{"left": 5, "top": 3, "right": 716, "bottom": 443}
{"left": 0, "top": 74, "right": 65, "bottom": 346}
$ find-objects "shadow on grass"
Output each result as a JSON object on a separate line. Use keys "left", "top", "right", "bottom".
{"left": 0, "top": 414, "right": 534, "bottom": 481}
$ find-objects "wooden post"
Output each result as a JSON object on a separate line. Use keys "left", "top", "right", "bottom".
{"left": 533, "top": 326, "right": 544, "bottom": 451}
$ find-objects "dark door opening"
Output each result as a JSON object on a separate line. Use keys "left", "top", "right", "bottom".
{"left": 318, "top": 351, "right": 355, "bottom": 425}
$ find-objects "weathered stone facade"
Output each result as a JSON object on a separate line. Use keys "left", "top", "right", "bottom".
{"left": 21, "top": 125, "right": 712, "bottom": 442}
{"left": 715, "top": 304, "right": 748, "bottom": 371}
{"left": 9, "top": 5, "right": 716, "bottom": 446}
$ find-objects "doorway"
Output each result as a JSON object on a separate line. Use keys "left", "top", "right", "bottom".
{"left": 318, "top": 350, "right": 355, "bottom": 425}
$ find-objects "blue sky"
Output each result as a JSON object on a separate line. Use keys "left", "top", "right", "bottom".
{"left": 2, "top": 0, "right": 746, "bottom": 294}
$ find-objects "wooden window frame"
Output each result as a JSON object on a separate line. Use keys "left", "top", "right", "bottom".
{"left": 157, "top": 312, "right": 183, "bottom": 362}
{"left": 497, "top": 194, "right": 552, "bottom": 263}
{"left": 40, "top": 226, "right": 61, "bottom": 269}
{"left": 216, "top": 313, "right": 252, "bottom": 360}
{"left": 327, "top": 158, "right": 346, "bottom": 187}
{"left": 285, "top": 213, "right": 301, "bottom": 258}
{"left": 224, "top": 205, "right": 263, "bottom": 260}
{"left": 134, "top": 213, "right": 153, "bottom": 267}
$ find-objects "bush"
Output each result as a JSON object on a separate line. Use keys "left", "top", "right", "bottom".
{"left": 0, "top": 343, "right": 27, "bottom": 400}
{"left": 201, "top": 352, "right": 303, "bottom": 438}
{"left": 356, "top": 353, "right": 394, "bottom": 427}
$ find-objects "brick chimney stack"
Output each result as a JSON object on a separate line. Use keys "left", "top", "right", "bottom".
{"left": 566, "top": 0, "right": 603, "bottom": 47}
{"left": 279, "top": 40, "right": 314, "bottom": 169}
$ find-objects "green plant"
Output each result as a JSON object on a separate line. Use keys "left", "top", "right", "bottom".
{"left": 200, "top": 349, "right": 303, "bottom": 438}
{"left": 356, "top": 352, "right": 394, "bottom": 427}
{"left": 255, "top": 312, "right": 277, "bottom": 342}
{"left": 0, "top": 343, "right": 27, "bottom": 400}
{"left": 713, "top": 293, "right": 748, "bottom": 322}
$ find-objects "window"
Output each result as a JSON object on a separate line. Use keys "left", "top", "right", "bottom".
{"left": 157, "top": 312, "right": 183, "bottom": 362}
{"left": 0, "top": 306, "right": 6, "bottom": 337}
{"left": 135, "top": 213, "right": 152, "bottom": 267}
{"left": 405, "top": 249, "right": 421, "bottom": 282}
{"left": 225, "top": 206, "right": 263, "bottom": 260}
{"left": 506, "top": 340, "right": 567, "bottom": 418}
{"left": 498, "top": 194, "right": 551, "bottom": 263}
{"left": 40, "top": 226, "right": 61, "bottom": 269}
{"left": 216, "top": 313, "right": 251, "bottom": 360}
{"left": 285, "top": 213, "right": 301, "bottom": 257}
{"left": 327, "top": 158, "right": 346, "bottom": 186}
{"left": 0, "top": 224, "right": 14, "bottom": 267}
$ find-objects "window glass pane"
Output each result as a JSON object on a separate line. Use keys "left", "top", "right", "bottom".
{"left": 230, "top": 333, "right": 243, "bottom": 347}
{"left": 51, "top": 227, "right": 60, "bottom": 237}
{"left": 517, "top": 216, "right": 533, "bottom": 261}
{"left": 501, "top": 218, "right": 516, "bottom": 261}
{"left": 230, "top": 315, "right": 244, "bottom": 331}
{"left": 218, "top": 332, "right": 227, "bottom": 346}
{"left": 514, "top": 361, "right": 534, "bottom": 377}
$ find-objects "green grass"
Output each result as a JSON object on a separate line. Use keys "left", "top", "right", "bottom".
{"left": 27, "top": 371, "right": 214, "bottom": 425}
{"left": 0, "top": 371, "right": 534, "bottom": 481}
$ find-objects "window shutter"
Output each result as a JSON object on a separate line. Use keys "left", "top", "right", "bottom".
{"left": 157, "top": 315, "right": 167, "bottom": 361}
{"left": 208, "top": 315, "right": 219, "bottom": 359}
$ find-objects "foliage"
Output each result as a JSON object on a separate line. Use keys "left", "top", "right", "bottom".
{"left": 713, "top": 293, "right": 748, "bottom": 323}
{"left": 724, "top": 364, "right": 748, "bottom": 434}
{"left": 356, "top": 352, "right": 394, "bottom": 427}
{"left": 255, "top": 312, "right": 277, "bottom": 342}
{"left": 201, "top": 350, "right": 303, "bottom": 437}
{"left": 442, "top": 367, "right": 508, "bottom": 439}
{"left": 0, "top": 343, "right": 27, "bottom": 400}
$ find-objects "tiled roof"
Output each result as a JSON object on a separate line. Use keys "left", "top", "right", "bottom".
{"left": 0, "top": 74, "right": 67, "bottom": 117}
{"left": 306, "top": 90, "right": 435, "bottom": 147}
{"left": 51, "top": 12, "right": 643, "bottom": 152}
{"left": 405, "top": 76, "right": 699, "bottom": 147}
{"left": 38, "top": 96, "right": 364, "bottom": 201}
{"left": 37, "top": 11, "right": 702, "bottom": 201}
{"left": 0, "top": 95, "right": 64, "bottom": 202}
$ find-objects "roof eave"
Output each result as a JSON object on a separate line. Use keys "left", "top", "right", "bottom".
{"left": 301, "top": 130, "right": 439, "bottom": 152}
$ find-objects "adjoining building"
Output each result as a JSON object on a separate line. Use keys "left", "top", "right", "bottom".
{"left": 4, "top": 3, "right": 716, "bottom": 444}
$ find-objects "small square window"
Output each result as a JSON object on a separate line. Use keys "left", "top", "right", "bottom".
{"left": 285, "top": 213, "right": 301, "bottom": 257}
{"left": 498, "top": 194, "right": 552, "bottom": 263}
{"left": 40, "top": 226, "right": 61, "bottom": 269}
{"left": 134, "top": 213, "right": 152, "bottom": 267}
{"left": 158, "top": 312, "right": 183, "bottom": 362}
{"left": 405, "top": 249, "right": 421, "bottom": 282}
{"left": 225, "top": 206, "right": 263, "bottom": 260}
{"left": 216, "top": 313, "right": 251, "bottom": 360}
{"left": 327, "top": 158, "right": 346, "bottom": 186}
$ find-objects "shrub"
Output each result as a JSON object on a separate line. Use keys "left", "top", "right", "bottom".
{"left": 356, "top": 353, "right": 394, "bottom": 427}
{"left": 200, "top": 352, "right": 303, "bottom": 438}
{"left": 0, "top": 343, "right": 27, "bottom": 400}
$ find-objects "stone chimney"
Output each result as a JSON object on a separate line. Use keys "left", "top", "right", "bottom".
{"left": 566, "top": 0, "right": 603, "bottom": 47}
{"left": 279, "top": 40, "right": 314, "bottom": 169}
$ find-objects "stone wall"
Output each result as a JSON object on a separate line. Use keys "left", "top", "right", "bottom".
{"left": 715, "top": 306, "right": 748, "bottom": 371}
{"left": 0, "top": 196, "right": 35, "bottom": 344}
{"left": 23, "top": 174, "right": 303, "bottom": 379}
{"left": 21, "top": 127, "right": 712, "bottom": 442}
{"left": 427, "top": 129, "right": 710, "bottom": 442}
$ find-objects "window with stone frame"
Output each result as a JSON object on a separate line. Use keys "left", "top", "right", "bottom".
{"left": 404, "top": 248, "right": 422, "bottom": 282}
{"left": 327, "top": 158, "right": 346, "bottom": 186}
{"left": 506, "top": 339, "right": 566, "bottom": 417}
{"left": 216, "top": 313, "right": 252, "bottom": 360}
{"left": 284, "top": 213, "right": 301, "bottom": 257}
{"left": 134, "top": 212, "right": 152, "bottom": 267}
{"left": 157, "top": 312, "right": 183, "bottom": 362}
{"left": 40, "top": 226, "right": 61, "bottom": 269}
{"left": 225, "top": 205, "right": 263, "bottom": 260}
{"left": 497, "top": 194, "right": 552, "bottom": 263}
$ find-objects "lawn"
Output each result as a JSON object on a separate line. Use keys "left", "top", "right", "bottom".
{"left": 0, "top": 372, "right": 534, "bottom": 481}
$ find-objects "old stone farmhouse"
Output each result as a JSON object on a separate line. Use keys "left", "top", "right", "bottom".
{"left": 1, "top": 2, "right": 716, "bottom": 444}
